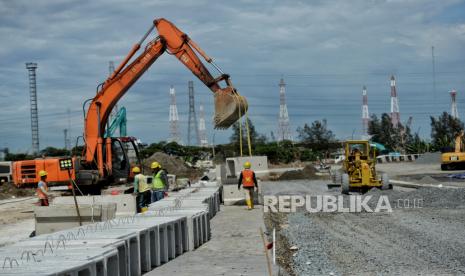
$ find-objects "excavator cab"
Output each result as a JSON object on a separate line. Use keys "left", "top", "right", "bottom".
{"left": 109, "top": 137, "right": 141, "bottom": 183}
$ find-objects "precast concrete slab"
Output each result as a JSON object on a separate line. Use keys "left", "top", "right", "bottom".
{"left": 53, "top": 194, "right": 137, "bottom": 217}
{"left": 143, "top": 208, "right": 208, "bottom": 251}
{"left": 0, "top": 246, "right": 117, "bottom": 276}
{"left": 150, "top": 197, "right": 219, "bottom": 218}
{"left": 1, "top": 182, "right": 222, "bottom": 276}
{"left": 34, "top": 203, "right": 117, "bottom": 235}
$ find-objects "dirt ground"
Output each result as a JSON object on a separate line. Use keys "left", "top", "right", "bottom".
{"left": 0, "top": 196, "right": 36, "bottom": 247}
{"left": 0, "top": 182, "right": 36, "bottom": 200}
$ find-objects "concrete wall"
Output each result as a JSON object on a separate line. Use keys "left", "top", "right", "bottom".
{"left": 215, "top": 164, "right": 227, "bottom": 185}
{"left": 225, "top": 156, "right": 268, "bottom": 178}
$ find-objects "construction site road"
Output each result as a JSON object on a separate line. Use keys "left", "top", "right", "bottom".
{"left": 146, "top": 205, "right": 275, "bottom": 276}
{"left": 262, "top": 179, "right": 465, "bottom": 275}
{"left": 0, "top": 196, "right": 36, "bottom": 247}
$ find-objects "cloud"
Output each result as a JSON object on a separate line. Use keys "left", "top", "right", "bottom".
{"left": 0, "top": 0, "right": 464, "bottom": 151}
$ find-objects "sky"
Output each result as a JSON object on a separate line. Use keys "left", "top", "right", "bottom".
{"left": 0, "top": 0, "right": 464, "bottom": 152}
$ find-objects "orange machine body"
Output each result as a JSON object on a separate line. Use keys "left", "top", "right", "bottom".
{"left": 12, "top": 18, "right": 246, "bottom": 190}
{"left": 12, "top": 158, "right": 76, "bottom": 187}
{"left": 83, "top": 18, "right": 245, "bottom": 180}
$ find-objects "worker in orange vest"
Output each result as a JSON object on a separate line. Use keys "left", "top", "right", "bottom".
{"left": 37, "top": 170, "right": 49, "bottom": 206}
{"left": 237, "top": 161, "right": 258, "bottom": 210}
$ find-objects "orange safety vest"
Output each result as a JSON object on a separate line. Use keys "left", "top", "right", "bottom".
{"left": 241, "top": 169, "right": 255, "bottom": 187}
{"left": 37, "top": 181, "right": 48, "bottom": 199}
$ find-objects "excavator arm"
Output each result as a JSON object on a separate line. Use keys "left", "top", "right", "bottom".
{"left": 84, "top": 18, "right": 247, "bottom": 176}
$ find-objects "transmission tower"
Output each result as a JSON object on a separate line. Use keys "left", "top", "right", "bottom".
{"left": 277, "top": 78, "right": 292, "bottom": 141}
{"left": 108, "top": 61, "right": 119, "bottom": 121}
{"left": 109, "top": 61, "right": 115, "bottom": 76}
{"left": 187, "top": 81, "right": 200, "bottom": 146}
{"left": 26, "top": 62, "right": 40, "bottom": 154}
{"left": 66, "top": 108, "right": 72, "bottom": 151}
{"left": 198, "top": 103, "right": 208, "bottom": 147}
{"left": 450, "top": 89, "right": 459, "bottom": 119}
{"left": 362, "top": 86, "right": 369, "bottom": 137}
{"left": 270, "top": 131, "right": 276, "bottom": 142}
{"left": 390, "top": 75, "right": 400, "bottom": 128}
{"left": 169, "top": 86, "right": 182, "bottom": 144}
{"left": 63, "top": 129, "right": 69, "bottom": 150}
{"left": 432, "top": 46, "right": 436, "bottom": 101}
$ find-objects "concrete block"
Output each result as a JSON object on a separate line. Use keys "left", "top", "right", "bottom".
{"left": 1, "top": 181, "right": 221, "bottom": 276}
{"left": 222, "top": 184, "right": 260, "bottom": 206}
{"left": 34, "top": 203, "right": 117, "bottom": 235}
{"left": 225, "top": 156, "right": 268, "bottom": 179}
{"left": 53, "top": 194, "right": 137, "bottom": 216}
{"left": 144, "top": 209, "right": 208, "bottom": 251}
{"left": 216, "top": 164, "right": 227, "bottom": 184}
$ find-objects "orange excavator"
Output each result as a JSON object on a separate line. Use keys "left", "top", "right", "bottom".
{"left": 12, "top": 18, "right": 247, "bottom": 192}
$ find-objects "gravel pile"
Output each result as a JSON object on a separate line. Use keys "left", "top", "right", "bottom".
{"left": 283, "top": 212, "right": 340, "bottom": 276}
{"left": 414, "top": 152, "right": 441, "bottom": 165}
{"left": 269, "top": 179, "right": 465, "bottom": 275}
{"left": 277, "top": 165, "right": 319, "bottom": 181}
{"left": 365, "top": 187, "right": 465, "bottom": 209}
{"left": 418, "top": 175, "right": 439, "bottom": 184}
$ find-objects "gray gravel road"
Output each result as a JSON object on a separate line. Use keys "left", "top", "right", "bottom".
{"left": 262, "top": 180, "right": 465, "bottom": 275}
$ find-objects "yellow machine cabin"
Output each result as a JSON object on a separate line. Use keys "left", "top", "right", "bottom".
{"left": 331, "top": 140, "right": 390, "bottom": 194}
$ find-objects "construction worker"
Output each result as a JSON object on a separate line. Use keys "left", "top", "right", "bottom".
{"left": 132, "top": 167, "right": 150, "bottom": 213}
{"left": 237, "top": 161, "right": 258, "bottom": 210}
{"left": 37, "top": 170, "right": 49, "bottom": 206}
{"left": 151, "top": 161, "right": 168, "bottom": 203}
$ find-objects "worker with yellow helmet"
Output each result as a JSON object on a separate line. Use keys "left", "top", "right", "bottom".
{"left": 37, "top": 170, "right": 49, "bottom": 206}
{"left": 237, "top": 161, "right": 258, "bottom": 210}
{"left": 150, "top": 161, "right": 168, "bottom": 203}
{"left": 132, "top": 166, "right": 150, "bottom": 213}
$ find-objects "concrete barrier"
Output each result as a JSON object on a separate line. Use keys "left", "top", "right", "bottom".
{"left": 377, "top": 154, "right": 421, "bottom": 163}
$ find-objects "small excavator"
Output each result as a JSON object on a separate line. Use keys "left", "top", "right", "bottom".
{"left": 441, "top": 131, "right": 465, "bottom": 170}
{"left": 12, "top": 18, "right": 248, "bottom": 192}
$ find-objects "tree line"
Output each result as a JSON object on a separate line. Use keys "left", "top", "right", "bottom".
{"left": 4, "top": 112, "right": 463, "bottom": 163}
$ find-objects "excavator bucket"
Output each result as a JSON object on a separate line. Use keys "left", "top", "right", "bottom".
{"left": 214, "top": 87, "right": 248, "bottom": 129}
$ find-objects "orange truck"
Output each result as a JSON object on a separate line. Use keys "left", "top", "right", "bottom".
{"left": 12, "top": 18, "right": 247, "bottom": 193}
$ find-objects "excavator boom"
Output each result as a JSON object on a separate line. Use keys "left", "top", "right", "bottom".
{"left": 84, "top": 18, "right": 247, "bottom": 168}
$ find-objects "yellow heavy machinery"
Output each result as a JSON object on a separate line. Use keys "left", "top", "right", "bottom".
{"left": 331, "top": 140, "right": 390, "bottom": 194}
{"left": 441, "top": 131, "right": 465, "bottom": 170}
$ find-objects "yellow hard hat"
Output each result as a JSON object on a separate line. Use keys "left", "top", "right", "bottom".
{"left": 151, "top": 162, "right": 161, "bottom": 169}
{"left": 39, "top": 170, "right": 48, "bottom": 177}
{"left": 132, "top": 167, "right": 141, "bottom": 173}
{"left": 244, "top": 161, "right": 251, "bottom": 169}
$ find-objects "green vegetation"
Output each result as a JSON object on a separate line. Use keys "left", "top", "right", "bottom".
{"left": 368, "top": 113, "right": 414, "bottom": 153}
{"left": 7, "top": 113, "right": 460, "bottom": 163}
{"left": 430, "top": 112, "right": 464, "bottom": 152}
